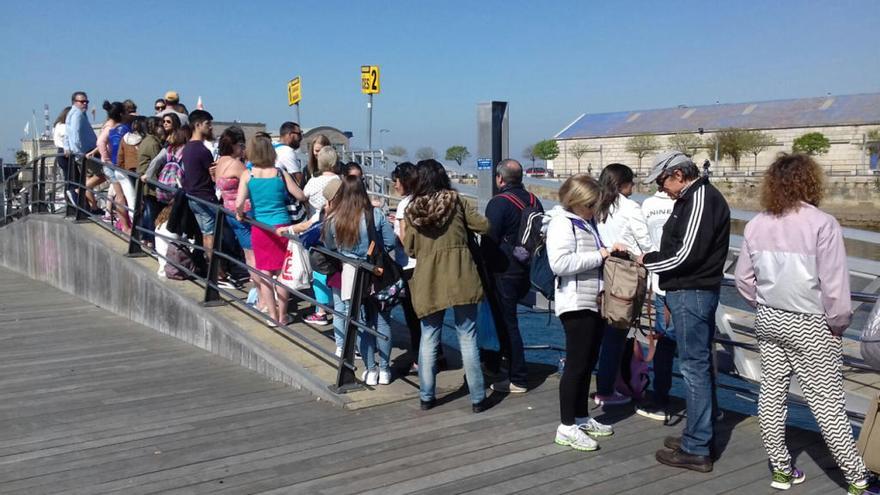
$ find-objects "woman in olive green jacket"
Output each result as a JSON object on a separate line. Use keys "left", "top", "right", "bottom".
{"left": 404, "top": 160, "right": 490, "bottom": 413}
{"left": 136, "top": 117, "right": 164, "bottom": 245}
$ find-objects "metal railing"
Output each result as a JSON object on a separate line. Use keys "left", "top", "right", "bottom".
{"left": 3, "top": 152, "right": 392, "bottom": 394}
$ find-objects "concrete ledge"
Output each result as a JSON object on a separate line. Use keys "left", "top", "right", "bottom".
{"left": 0, "top": 215, "right": 349, "bottom": 407}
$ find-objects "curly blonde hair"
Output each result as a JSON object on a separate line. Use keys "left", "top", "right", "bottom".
{"left": 760, "top": 153, "right": 825, "bottom": 215}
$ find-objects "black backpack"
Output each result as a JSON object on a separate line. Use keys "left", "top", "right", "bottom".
{"left": 498, "top": 192, "right": 544, "bottom": 264}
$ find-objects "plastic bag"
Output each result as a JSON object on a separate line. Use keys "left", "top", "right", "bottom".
{"left": 861, "top": 298, "right": 880, "bottom": 370}
{"left": 278, "top": 240, "right": 311, "bottom": 291}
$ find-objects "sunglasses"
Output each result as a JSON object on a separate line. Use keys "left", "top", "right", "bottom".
{"left": 75, "top": 99, "right": 89, "bottom": 104}
{"left": 163, "top": 120, "right": 173, "bottom": 124}
{"left": 155, "top": 106, "right": 166, "bottom": 111}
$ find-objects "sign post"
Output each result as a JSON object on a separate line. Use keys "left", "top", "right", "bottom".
{"left": 287, "top": 76, "right": 302, "bottom": 124}
{"left": 360, "top": 65, "right": 380, "bottom": 151}
{"left": 476, "top": 101, "right": 509, "bottom": 212}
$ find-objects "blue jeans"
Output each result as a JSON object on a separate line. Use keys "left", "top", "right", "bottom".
{"left": 652, "top": 293, "right": 676, "bottom": 406}
{"left": 666, "top": 288, "right": 719, "bottom": 457}
{"left": 596, "top": 324, "right": 627, "bottom": 396}
{"left": 332, "top": 289, "right": 347, "bottom": 350}
{"left": 419, "top": 304, "right": 485, "bottom": 405}
{"left": 360, "top": 304, "right": 392, "bottom": 372}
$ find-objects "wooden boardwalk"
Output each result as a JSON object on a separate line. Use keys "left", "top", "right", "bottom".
{"left": 0, "top": 267, "right": 856, "bottom": 494}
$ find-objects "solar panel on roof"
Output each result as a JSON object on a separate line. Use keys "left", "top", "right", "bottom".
{"left": 556, "top": 92, "right": 880, "bottom": 139}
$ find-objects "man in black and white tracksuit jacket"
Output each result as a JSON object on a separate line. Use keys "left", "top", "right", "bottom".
{"left": 638, "top": 151, "right": 730, "bottom": 473}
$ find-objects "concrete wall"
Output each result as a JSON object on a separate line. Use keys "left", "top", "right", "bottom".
{"left": 552, "top": 124, "right": 880, "bottom": 176}
{"left": 0, "top": 215, "right": 345, "bottom": 406}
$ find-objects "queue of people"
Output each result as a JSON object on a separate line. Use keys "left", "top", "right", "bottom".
{"left": 54, "top": 89, "right": 877, "bottom": 493}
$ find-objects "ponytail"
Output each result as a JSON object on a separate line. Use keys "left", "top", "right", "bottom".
{"left": 595, "top": 163, "right": 635, "bottom": 222}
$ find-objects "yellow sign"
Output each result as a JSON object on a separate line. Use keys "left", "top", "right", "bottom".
{"left": 287, "top": 77, "right": 301, "bottom": 106}
{"left": 361, "top": 65, "right": 380, "bottom": 94}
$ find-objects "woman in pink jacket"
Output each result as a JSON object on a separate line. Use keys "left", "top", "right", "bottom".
{"left": 735, "top": 154, "right": 876, "bottom": 494}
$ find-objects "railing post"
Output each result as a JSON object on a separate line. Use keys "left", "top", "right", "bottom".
{"left": 38, "top": 157, "right": 48, "bottom": 213}
{"left": 125, "top": 177, "right": 146, "bottom": 257}
{"left": 202, "top": 204, "right": 227, "bottom": 306}
{"left": 64, "top": 154, "right": 75, "bottom": 218}
{"left": 75, "top": 156, "right": 89, "bottom": 222}
{"left": 330, "top": 266, "right": 368, "bottom": 393}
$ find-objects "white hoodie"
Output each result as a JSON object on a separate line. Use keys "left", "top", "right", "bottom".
{"left": 543, "top": 205, "right": 605, "bottom": 317}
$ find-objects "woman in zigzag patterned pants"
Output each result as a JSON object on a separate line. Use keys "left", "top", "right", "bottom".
{"left": 735, "top": 153, "right": 875, "bottom": 492}
{"left": 754, "top": 305, "right": 868, "bottom": 484}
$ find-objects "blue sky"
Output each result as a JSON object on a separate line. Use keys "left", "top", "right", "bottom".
{"left": 3, "top": 0, "right": 878, "bottom": 166}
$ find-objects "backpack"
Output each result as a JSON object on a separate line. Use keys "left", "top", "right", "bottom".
{"left": 498, "top": 192, "right": 544, "bottom": 264}
{"left": 601, "top": 252, "right": 648, "bottom": 329}
{"left": 157, "top": 147, "right": 184, "bottom": 203}
{"left": 365, "top": 208, "right": 406, "bottom": 311}
{"left": 529, "top": 220, "right": 577, "bottom": 302}
{"left": 108, "top": 124, "right": 130, "bottom": 164}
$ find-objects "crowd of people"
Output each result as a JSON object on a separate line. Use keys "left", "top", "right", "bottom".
{"left": 51, "top": 90, "right": 877, "bottom": 494}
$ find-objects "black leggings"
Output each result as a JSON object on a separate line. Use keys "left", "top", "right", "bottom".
{"left": 559, "top": 309, "right": 604, "bottom": 425}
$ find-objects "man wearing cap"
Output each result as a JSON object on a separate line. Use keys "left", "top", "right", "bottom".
{"left": 158, "top": 91, "right": 189, "bottom": 126}
{"left": 638, "top": 151, "right": 730, "bottom": 473}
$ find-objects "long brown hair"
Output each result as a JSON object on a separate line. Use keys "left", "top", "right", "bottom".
{"left": 308, "top": 134, "right": 332, "bottom": 177}
{"left": 325, "top": 176, "right": 371, "bottom": 249}
{"left": 760, "top": 153, "right": 825, "bottom": 215}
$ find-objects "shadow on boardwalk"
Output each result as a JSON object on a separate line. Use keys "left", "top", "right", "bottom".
{"left": 0, "top": 267, "right": 851, "bottom": 494}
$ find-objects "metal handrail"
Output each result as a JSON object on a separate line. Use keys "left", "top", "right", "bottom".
{"left": 5, "top": 152, "right": 393, "bottom": 393}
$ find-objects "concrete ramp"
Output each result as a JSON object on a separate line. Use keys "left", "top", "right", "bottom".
{"left": 0, "top": 215, "right": 477, "bottom": 409}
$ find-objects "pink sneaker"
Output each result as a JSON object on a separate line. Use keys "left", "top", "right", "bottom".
{"left": 304, "top": 313, "right": 330, "bottom": 326}
{"left": 593, "top": 392, "right": 631, "bottom": 407}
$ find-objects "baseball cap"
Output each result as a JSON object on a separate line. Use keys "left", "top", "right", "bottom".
{"left": 322, "top": 178, "right": 342, "bottom": 202}
{"left": 644, "top": 151, "right": 694, "bottom": 184}
{"left": 164, "top": 91, "right": 180, "bottom": 104}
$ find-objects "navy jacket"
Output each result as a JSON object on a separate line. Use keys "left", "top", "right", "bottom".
{"left": 483, "top": 184, "right": 544, "bottom": 276}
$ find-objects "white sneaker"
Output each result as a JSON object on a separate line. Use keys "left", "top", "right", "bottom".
{"left": 554, "top": 424, "right": 598, "bottom": 451}
{"left": 378, "top": 369, "right": 392, "bottom": 385}
{"left": 361, "top": 369, "right": 378, "bottom": 386}
{"left": 576, "top": 417, "right": 614, "bottom": 437}
{"left": 490, "top": 380, "right": 528, "bottom": 393}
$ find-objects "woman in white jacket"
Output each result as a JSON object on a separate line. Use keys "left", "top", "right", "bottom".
{"left": 594, "top": 163, "right": 654, "bottom": 407}
{"left": 547, "top": 174, "right": 625, "bottom": 452}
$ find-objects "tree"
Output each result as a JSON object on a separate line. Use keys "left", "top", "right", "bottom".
{"left": 533, "top": 140, "right": 560, "bottom": 165}
{"left": 792, "top": 132, "right": 831, "bottom": 156}
{"left": 386, "top": 145, "right": 407, "bottom": 158}
{"left": 569, "top": 143, "right": 591, "bottom": 173}
{"left": 444, "top": 145, "right": 470, "bottom": 166}
{"left": 15, "top": 150, "right": 28, "bottom": 165}
{"left": 625, "top": 134, "right": 660, "bottom": 170}
{"left": 667, "top": 132, "right": 702, "bottom": 157}
{"left": 704, "top": 128, "right": 751, "bottom": 170}
{"left": 867, "top": 129, "right": 880, "bottom": 154}
{"left": 741, "top": 130, "right": 777, "bottom": 171}
{"left": 523, "top": 146, "right": 536, "bottom": 167}
{"left": 415, "top": 147, "right": 436, "bottom": 161}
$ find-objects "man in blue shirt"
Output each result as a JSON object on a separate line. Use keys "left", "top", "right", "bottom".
{"left": 62, "top": 91, "right": 97, "bottom": 203}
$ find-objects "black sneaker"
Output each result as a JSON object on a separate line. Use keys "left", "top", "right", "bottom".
{"left": 655, "top": 448, "right": 713, "bottom": 473}
{"left": 635, "top": 401, "right": 669, "bottom": 422}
